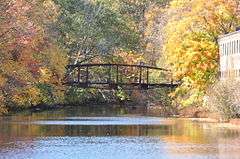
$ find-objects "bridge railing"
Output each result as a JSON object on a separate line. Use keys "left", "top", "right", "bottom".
{"left": 64, "top": 63, "right": 177, "bottom": 89}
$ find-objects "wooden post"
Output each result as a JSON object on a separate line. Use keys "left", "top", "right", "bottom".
{"left": 70, "top": 69, "right": 74, "bottom": 83}
{"left": 146, "top": 68, "right": 149, "bottom": 85}
{"left": 108, "top": 65, "right": 111, "bottom": 83}
{"left": 86, "top": 66, "right": 89, "bottom": 85}
{"left": 139, "top": 66, "right": 142, "bottom": 84}
{"left": 77, "top": 67, "right": 80, "bottom": 83}
{"left": 116, "top": 65, "right": 119, "bottom": 84}
{"left": 170, "top": 72, "right": 173, "bottom": 91}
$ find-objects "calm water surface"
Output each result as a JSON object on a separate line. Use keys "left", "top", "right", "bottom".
{"left": 0, "top": 105, "right": 240, "bottom": 159}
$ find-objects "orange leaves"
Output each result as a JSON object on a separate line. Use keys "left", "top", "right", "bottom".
{"left": 163, "top": 0, "right": 239, "bottom": 106}
{"left": 111, "top": 50, "right": 144, "bottom": 82}
{"left": 43, "top": 0, "right": 59, "bottom": 21}
{"left": 12, "top": 86, "right": 41, "bottom": 107}
{"left": 39, "top": 67, "right": 52, "bottom": 83}
{"left": 36, "top": 45, "right": 68, "bottom": 84}
{"left": 0, "top": 75, "right": 7, "bottom": 88}
{"left": 113, "top": 50, "right": 144, "bottom": 65}
{"left": 1, "top": 60, "right": 36, "bottom": 85}
{"left": 0, "top": 0, "right": 67, "bottom": 112}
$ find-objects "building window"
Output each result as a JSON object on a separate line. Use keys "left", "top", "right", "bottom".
{"left": 233, "top": 40, "right": 236, "bottom": 54}
{"left": 222, "top": 44, "right": 224, "bottom": 56}
{"left": 220, "top": 44, "right": 223, "bottom": 56}
{"left": 234, "top": 41, "right": 236, "bottom": 54}
{"left": 233, "top": 41, "right": 234, "bottom": 54}
{"left": 236, "top": 40, "right": 238, "bottom": 54}
{"left": 225, "top": 43, "right": 227, "bottom": 55}
{"left": 220, "top": 44, "right": 222, "bottom": 56}
{"left": 228, "top": 42, "right": 232, "bottom": 55}
{"left": 226, "top": 43, "right": 229, "bottom": 56}
{"left": 239, "top": 40, "right": 240, "bottom": 54}
{"left": 238, "top": 40, "right": 240, "bottom": 54}
{"left": 233, "top": 41, "right": 235, "bottom": 54}
{"left": 228, "top": 42, "right": 230, "bottom": 55}
{"left": 229, "top": 42, "right": 231, "bottom": 54}
{"left": 223, "top": 44, "right": 224, "bottom": 56}
{"left": 235, "top": 41, "right": 237, "bottom": 54}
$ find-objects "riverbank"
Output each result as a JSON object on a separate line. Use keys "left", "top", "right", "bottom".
{"left": 3, "top": 98, "right": 240, "bottom": 128}
{"left": 2, "top": 100, "right": 143, "bottom": 116}
{"left": 3, "top": 101, "right": 240, "bottom": 127}
{"left": 180, "top": 111, "right": 240, "bottom": 128}
{"left": 188, "top": 118, "right": 240, "bottom": 129}
{"left": 147, "top": 104, "right": 240, "bottom": 127}
{"left": 1, "top": 105, "right": 240, "bottom": 159}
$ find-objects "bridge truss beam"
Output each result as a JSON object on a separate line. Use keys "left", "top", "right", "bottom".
{"left": 64, "top": 63, "right": 179, "bottom": 90}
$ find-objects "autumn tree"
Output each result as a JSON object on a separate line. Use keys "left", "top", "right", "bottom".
{"left": 0, "top": 0, "right": 67, "bottom": 113}
{"left": 163, "top": 0, "right": 240, "bottom": 106}
{"left": 54, "top": 0, "right": 141, "bottom": 65}
{"left": 119, "top": 0, "right": 170, "bottom": 65}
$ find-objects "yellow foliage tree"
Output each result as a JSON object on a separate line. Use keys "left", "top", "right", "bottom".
{"left": 12, "top": 87, "right": 42, "bottom": 107}
{"left": 0, "top": 0, "right": 68, "bottom": 113}
{"left": 164, "top": 0, "right": 240, "bottom": 106}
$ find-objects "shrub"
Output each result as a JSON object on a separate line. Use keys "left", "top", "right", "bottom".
{"left": 153, "top": 88, "right": 173, "bottom": 107}
{"left": 115, "top": 87, "right": 129, "bottom": 101}
{"left": 65, "top": 87, "right": 107, "bottom": 105}
{"left": 11, "top": 86, "right": 42, "bottom": 108}
{"left": 0, "top": 94, "right": 7, "bottom": 115}
{"left": 37, "top": 83, "right": 55, "bottom": 105}
{"left": 204, "top": 80, "right": 240, "bottom": 121}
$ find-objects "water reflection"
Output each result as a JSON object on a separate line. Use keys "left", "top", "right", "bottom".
{"left": 0, "top": 106, "right": 240, "bottom": 159}
{"left": 28, "top": 117, "right": 173, "bottom": 126}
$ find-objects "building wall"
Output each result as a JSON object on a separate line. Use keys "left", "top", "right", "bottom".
{"left": 218, "top": 30, "right": 240, "bottom": 80}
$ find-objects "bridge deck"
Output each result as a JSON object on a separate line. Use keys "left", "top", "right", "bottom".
{"left": 65, "top": 63, "right": 179, "bottom": 89}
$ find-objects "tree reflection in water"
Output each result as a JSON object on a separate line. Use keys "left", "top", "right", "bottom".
{"left": 0, "top": 106, "right": 240, "bottom": 159}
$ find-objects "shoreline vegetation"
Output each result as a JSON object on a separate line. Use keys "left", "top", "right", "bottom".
{"left": 1, "top": 0, "right": 240, "bottom": 124}
{"left": 5, "top": 102, "right": 240, "bottom": 128}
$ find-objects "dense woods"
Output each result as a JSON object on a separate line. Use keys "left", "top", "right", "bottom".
{"left": 1, "top": 0, "right": 240, "bottom": 117}
{"left": 0, "top": 0, "right": 67, "bottom": 113}
{"left": 0, "top": 0, "right": 170, "bottom": 114}
{"left": 164, "top": 0, "right": 240, "bottom": 108}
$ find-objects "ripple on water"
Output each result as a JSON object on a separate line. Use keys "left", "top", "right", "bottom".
{"left": 1, "top": 107, "right": 240, "bottom": 159}
{"left": 25, "top": 117, "right": 173, "bottom": 126}
{"left": 0, "top": 136, "right": 223, "bottom": 159}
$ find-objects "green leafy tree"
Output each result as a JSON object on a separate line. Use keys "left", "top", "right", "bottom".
{"left": 54, "top": 0, "right": 141, "bottom": 64}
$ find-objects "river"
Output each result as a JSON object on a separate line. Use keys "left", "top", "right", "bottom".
{"left": 0, "top": 105, "right": 240, "bottom": 159}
